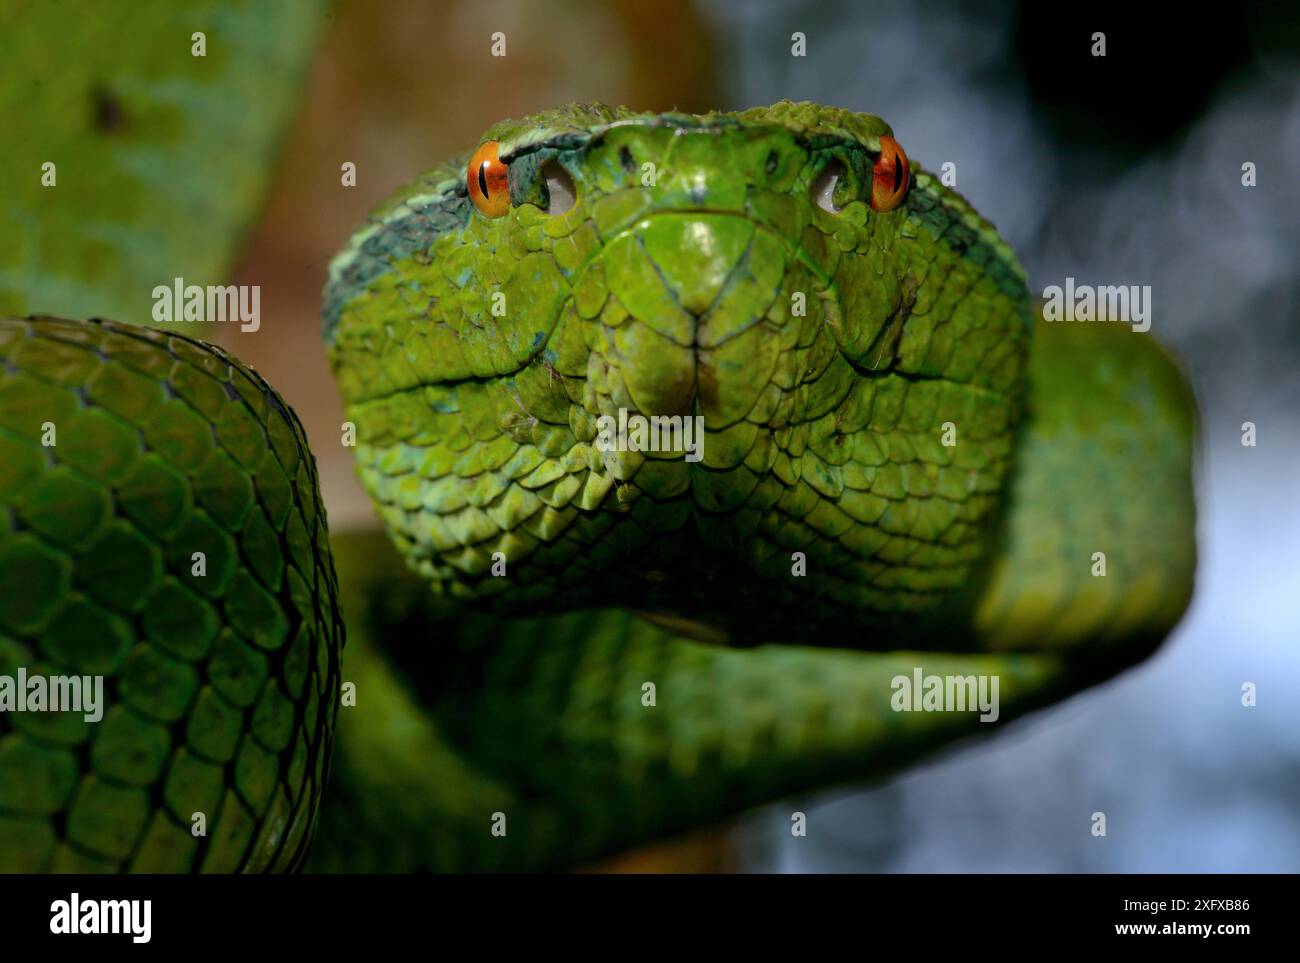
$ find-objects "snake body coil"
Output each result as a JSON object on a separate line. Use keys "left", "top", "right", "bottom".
{"left": 0, "top": 317, "right": 342, "bottom": 872}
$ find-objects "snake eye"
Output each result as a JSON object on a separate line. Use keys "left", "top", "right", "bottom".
{"left": 870, "top": 135, "right": 909, "bottom": 212}
{"left": 468, "top": 141, "right": 510, "bottom": 218}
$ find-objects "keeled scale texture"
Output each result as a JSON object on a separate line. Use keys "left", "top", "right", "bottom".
{"left": 0, "top": 316, "right": 342, "bottom": 872}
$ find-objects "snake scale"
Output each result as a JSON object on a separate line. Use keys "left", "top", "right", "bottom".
{"left": 0, "top": 102, "right": 1197, "bottom": 873}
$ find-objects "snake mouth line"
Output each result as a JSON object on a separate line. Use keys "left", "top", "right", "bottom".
{"left": 344, "top": 202, "right": 1017, "bottom": 410}
{"left": 347, "top": 331, "right": 1015, "bottom": 410}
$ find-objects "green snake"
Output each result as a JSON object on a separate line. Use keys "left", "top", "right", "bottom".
{"left": 0, "top": 102, "right": 1197, "bottom": 873}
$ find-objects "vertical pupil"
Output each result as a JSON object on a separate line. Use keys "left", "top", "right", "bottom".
{"left": 478, "top": 162, "right": 490, "bottom": 198}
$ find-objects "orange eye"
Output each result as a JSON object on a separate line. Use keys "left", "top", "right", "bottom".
{"left": 870, "top": 135, "right": 909, "bottom": 212}
{"left": 467, "top": 141, "right": 510, "bottom": 218}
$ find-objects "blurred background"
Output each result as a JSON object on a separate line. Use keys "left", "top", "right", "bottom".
{"left": 219, "top": 0, "right": 1299, "bottom": 871}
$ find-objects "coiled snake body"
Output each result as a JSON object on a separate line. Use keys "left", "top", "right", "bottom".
{"left": 0, "top": 103, "right": 1196, "bottom": 872}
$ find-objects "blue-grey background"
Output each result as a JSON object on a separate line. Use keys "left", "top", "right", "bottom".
{"left": 692, "top": 0, "right": 1300, "bottom": 872}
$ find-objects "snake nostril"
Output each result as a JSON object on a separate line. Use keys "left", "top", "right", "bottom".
{"left": 765, "top": 151, "right": 779, "bottom": 176}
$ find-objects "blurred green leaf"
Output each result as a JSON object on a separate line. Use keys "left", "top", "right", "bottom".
{"left": 0, "top": 0, "right": 327, "bottom": 323}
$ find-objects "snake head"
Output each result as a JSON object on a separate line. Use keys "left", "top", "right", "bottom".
{"left": 324, "top": 102, "right": 1034, "bottom": 638}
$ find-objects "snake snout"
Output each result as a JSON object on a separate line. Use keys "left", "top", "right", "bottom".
{"left": 634, "top": 213, "right": 755, "bottom": 320}
{"left": 598, "top": 211, "right": 788, "bottom": 422}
